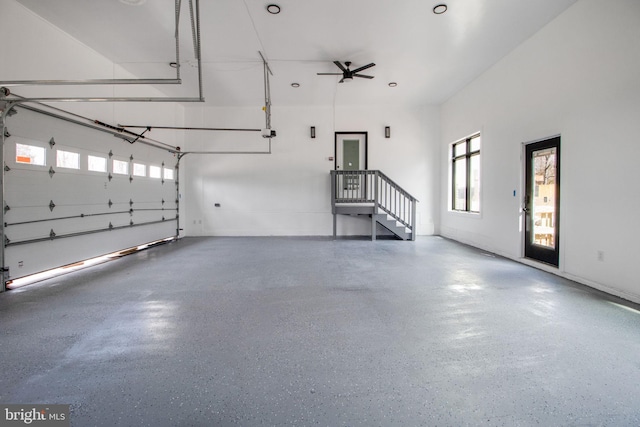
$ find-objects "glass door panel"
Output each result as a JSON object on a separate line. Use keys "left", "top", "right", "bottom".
{"left": 525, "top": 137, "right": 560, "bottom": 266}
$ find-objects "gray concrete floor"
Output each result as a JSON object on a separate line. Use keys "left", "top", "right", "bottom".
{"left": 1, "top": 236, "right": 640, "bottom": 426}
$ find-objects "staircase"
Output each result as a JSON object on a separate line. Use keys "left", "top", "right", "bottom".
{"left": 330, "top": 170, "right": 418, "bottom": 241}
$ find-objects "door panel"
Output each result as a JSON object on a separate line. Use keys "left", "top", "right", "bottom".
{"left": 335, "top": 133, "right": 367, "bottom": 171}
{"left": 524, "top": 136, "right": 560, "bottom": 266}
{"left": 343, "top": 139, "right": 360, "bottom": 170}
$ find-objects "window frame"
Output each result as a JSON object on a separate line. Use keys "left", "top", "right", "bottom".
{"left": 451, "top": 133, "right": 481, "bottom": 213}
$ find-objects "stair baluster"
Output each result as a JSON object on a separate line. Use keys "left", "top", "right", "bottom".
{"left": 331, "top": 170, "right": 418, "bottom": 241}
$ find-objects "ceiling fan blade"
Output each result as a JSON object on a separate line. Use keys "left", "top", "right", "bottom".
{"left": 339, "top": 78, "right": 345, "bottom": 83}
{"left": 351, "top": 63, "right": 376, "bottom": 74}
{"left": 354, "top": 74, "right": 374, "bottom": 79}
{"left": 317, "top": 73, "right": 343, "bottom": 76}
{"left": 333, "top": 61, "right": 347, "bottom": 72}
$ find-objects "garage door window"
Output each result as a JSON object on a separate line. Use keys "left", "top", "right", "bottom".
{"left": 133, "top": 163, "right": 146, "bottom": 177}
{"left": 88, "top": 155, "right": 107, "bottom": 173}
{"left": 149, "top": 166, "right": 161, "bottom": 179}
{"left": 163, "top": 168, "right": 174, "bottom": 180}
{"left": 16, "top": 143, "right": 46, "bottom": 166}
{"left": 57, "top": 150, "right": 80, "bottom": 169}
{"left": 113, "top": 159, "right": 129, "bottom": 175}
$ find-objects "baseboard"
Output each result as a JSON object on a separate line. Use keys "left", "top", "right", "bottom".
{"left": 439, "top": 234, "right": 640, "bottom": 306}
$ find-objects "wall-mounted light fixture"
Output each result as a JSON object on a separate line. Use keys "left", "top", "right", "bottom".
{"left": 310, "top": 126, "right": 316, "bottom": 139}
{"left": 385, "top": 126, "right": 391, "bottom": 138}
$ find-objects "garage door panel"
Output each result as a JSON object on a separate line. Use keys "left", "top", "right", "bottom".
{"left": 4, "top": 217, "right": 176, "bottom": 243}
{"left": 5, "top": 222, "right": 176, "bottom": 279}
{"left": 4, "top": 168, "right": 178, "bottom": 210}
{"left": 6, "top": 215, "right": 120, "bottom": 241}
{"left": 5, "top": 172, "right": 57, "bottom": 207}
{"left": 3, "top": 107, "right": 179, "bottom": 281}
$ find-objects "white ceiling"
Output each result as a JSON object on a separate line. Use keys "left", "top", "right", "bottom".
{"left": 15, "top": 0, "right": 577, "bottom": 107}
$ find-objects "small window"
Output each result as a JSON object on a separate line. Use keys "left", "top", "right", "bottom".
{"left": 56, "top": 150, "right": 80, "bottom": 169}
{"left": 88, "top": 155, "right": 107, "bottom": 173}
{"left": 16, "top": 143, "right": 46, "bottom": 166}
{"left": 113, "top": 159, "right": 129, "bottom": 175}
{"left": 149, "top": 165, "right": 161, "bottom": 179}
{"left": 163, "top": 168, "right": 174, "bottom": 180}
{"left": 451, "top": 133, "right": 481, "bottom": 213}
{"left": 133, "top": 163, "right": 146, "bottom": 177}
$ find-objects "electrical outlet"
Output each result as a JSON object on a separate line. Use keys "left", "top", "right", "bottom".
{"left": 597, "top": 250, "right": 604, "bottom": 262}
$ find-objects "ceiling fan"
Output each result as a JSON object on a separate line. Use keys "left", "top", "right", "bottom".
{"left": 317, "top": 61, "right": 376, "bottom": 83}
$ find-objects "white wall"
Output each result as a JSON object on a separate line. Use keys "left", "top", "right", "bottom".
{"left": 440, "top": 0, "right": 640, "bottom": 302}
{"left": 182, "top": 104, "right": 439, "bottom": 237}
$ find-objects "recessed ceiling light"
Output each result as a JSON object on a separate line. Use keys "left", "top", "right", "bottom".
{"left": 267, "top": 4, "right": 281, "bottom": 14}
{"left": 291, "top": 83, "right": 300, "bottom": 88}
{"left": 388, "top": 82, "right": 398, "bottom": 87}
{"left": 433, "top": 4, "right": 447, "bottom": 14}
{"left": 119, "top": 0, "right": 147, "bottom": 5}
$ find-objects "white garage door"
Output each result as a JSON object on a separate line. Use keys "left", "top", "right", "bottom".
{"left": 3, "top": 106, "right": 179, "bottom": 282}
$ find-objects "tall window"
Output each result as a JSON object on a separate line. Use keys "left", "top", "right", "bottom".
{"left": 451, "top": 133, "right": 480, "bottom": 212}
